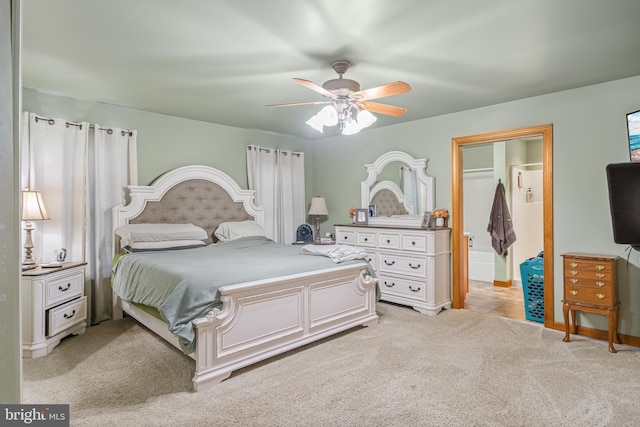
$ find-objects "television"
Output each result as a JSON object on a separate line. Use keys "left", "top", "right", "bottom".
{"left": 606, "top": 162, "right": 640, "bottom": 250}
{"left": 628, "top": 109, "right": 640, "bottom": 162}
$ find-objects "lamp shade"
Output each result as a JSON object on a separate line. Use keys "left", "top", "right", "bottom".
{"left": 21, "top": 190, "right": 50, "bottom": 221}
{"left": 308, "top": 197, "right": 329, "bottom": 215}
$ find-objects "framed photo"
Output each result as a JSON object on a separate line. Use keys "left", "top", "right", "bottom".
{"left": 355, "top": 208, "right": 369, "bottom": 225}
{"left": 421, "top": 211, "right": 435, "bottom": 229}
{"left": 368, "top": 204, "right": 376, "bottom": 218}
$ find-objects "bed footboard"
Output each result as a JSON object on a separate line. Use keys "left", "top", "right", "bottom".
{"left": 191, "top": 265, "right": 377, "bottom": 391}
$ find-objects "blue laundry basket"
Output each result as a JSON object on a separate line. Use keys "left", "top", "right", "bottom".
{"left": 519, "top": 257, "right": 544, "bottom": 323}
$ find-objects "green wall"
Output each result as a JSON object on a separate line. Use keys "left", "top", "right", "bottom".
{"left": 311, "top": 75, "right": 640, "bottom": 336}
{"left": 23, "top": 75, "right": 640, "bottom": 339}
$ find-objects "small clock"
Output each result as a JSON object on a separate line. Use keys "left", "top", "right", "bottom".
{"left": 296, "top": 224, "right": 313, "bottom": 243}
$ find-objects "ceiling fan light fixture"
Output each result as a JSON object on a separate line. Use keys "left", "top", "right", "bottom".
{"left": 356, "top": 109, "right": 377, "bottom": 128}
{"left": 306, "top": 113, "right": 325, "bottom": 133}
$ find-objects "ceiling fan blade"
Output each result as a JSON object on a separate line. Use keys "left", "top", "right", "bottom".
{"left": 355, "top": 81, "right": 411, "bottom": 101}
{"left": 266, "top": 101, "right": 330, "bottom": 107}
{"left": 294, "top": 78, "right": 336, "bottom": 98}
{"left": 361, "top": 101, "right": 407, "bottom": 117}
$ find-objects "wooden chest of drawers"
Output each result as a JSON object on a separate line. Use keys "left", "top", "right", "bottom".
{"left": 561, "top": 252, "right": 620, "bottom": 353}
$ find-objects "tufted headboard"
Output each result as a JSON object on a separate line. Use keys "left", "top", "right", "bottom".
{"left": 371, "top": 188, "right": 410, "bottom": 216}
{"left": 112, "top": 165, "right": 263, "bottom": 253}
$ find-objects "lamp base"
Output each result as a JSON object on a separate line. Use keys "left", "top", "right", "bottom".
{"left": 23, "top": 223, "right": 36, "bottom": 265}
{"left": 315, "top": 215, "right": 321, "bottom": 243}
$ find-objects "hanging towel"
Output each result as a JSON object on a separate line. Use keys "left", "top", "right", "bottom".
{"left": 487, "top": 181, "right": 516, "bottom": 256}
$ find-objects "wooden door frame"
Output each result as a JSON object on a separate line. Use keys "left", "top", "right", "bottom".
{"left": 451, "top": 124, "right": 554, "bottom": 328}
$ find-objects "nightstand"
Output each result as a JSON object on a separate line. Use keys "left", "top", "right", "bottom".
{"left": 561, "top": 253, "right": 620, "bottom": 353}
{"left": 22, "top": 262, "right": 87, "bottom": 358}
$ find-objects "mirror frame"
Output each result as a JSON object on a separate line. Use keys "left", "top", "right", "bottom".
{"left": 361, "top": 151, "right": 434, "bottom": 225}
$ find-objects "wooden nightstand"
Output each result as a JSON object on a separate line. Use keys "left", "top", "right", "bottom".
{"left": 21, "top": 262, "right": 87, "bottom": 358}
{"left": 561, "top": 253, "right": 620, "bottom": 353}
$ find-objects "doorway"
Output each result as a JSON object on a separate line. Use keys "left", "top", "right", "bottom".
{"left": 451, "top": 124, "right": 554, "bottom": 329}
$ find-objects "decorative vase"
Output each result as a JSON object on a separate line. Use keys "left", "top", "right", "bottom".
{"left": 435, "top": 217, "right": 445, "bottom": 227}
{"left": 351, "top": 215, "right": 355, "bottom": 224}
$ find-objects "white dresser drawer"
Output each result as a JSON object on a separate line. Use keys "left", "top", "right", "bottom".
{"left": 363, "top": 251, "right": 377, "bottom": 271}
{"left": 378, "top": 274, "right": 427, "bottom": 301}
{"left": 336, "top": 230, "right": 356, "bottom": 245}
{"left": 45, "top": 269, "right": 84, "bottom": 308}
{"left": 402, "top": 233, "right": 428, "bottom": 252}
{"left": 378, "top": 233, "right": 401, "bottom": 250}
{"left": 356, "top": 231, "right": 376, "bottom": 247}
{"left": 378, "top": 252, "right": 427, "bottom": 278}
{"left": 47, "top": 296, "right": 87, "bottom": 336}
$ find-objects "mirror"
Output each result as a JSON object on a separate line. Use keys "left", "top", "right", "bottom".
{"left": 361, "top": 151, "right": 434, "bottom": 226}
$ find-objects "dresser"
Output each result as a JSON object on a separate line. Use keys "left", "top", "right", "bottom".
{"left": 335, "top": 224, "right": 451, "bottom": 315}
{"left": 22, "top": 262, "right": 87, "bottom": 358}
{"left": 561, "top": 252, "right": 620, "bottom": 353}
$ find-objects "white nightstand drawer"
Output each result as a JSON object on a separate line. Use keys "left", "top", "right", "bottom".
{"left": 45, "top": 270, "right": 84, "bottom": 308}
{"left": 378, "top": 233, "right": 401, "bottom": 250}
{"left": 48, "top": 296, "right": 87, "bottom": 336}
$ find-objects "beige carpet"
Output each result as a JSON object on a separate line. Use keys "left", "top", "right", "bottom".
{"left": 23, "top": 303, "right": 640, "bottom": 426}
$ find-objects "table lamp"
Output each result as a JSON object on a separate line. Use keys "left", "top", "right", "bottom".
{"left": 21, "top": 190, "right": 50, "bottom": 265}
{"left": 308, "top": 197, "right": 328, "bottom": 243}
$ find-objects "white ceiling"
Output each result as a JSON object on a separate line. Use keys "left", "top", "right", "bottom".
{"left": 22, "top": 0, "right": 640, "bottom": 140}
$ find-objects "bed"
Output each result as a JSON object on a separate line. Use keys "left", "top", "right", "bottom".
{"left": 111, "top": 165, "right": 378, "bottom": 391}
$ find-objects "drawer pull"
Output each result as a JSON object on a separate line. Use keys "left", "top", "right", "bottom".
{"left": 343, "top": 236, "right": 348, "bottom": 240}
{"left": 411, "top": 241, "right": 416, "bottom": 246}
{"left": 383, "top": 281, "right": 395, "bottom": 288}
{"left": 596, "top": 293, "right": 605, "bottom": 300}
{"left": 386, "top": 239, "right": 391, "bottom": 244}
{"left": 58, "top": 283, "right": 71, "bottom": 292}
{"left": 63, "top": 309, "right": 76, "bottom": 319}
{"left": 570, "top": 262, "right": 578, "bottom": 268}
{"left": 570, "top": 279, "right": 578, "bottom": 284}
{"left": 409, "top": 263, "right": 421, "bottom": 269}
{"left": 366, "top": 257, "right": 372, "bottom": 263}
{"left": 570, "top": 270, "right": 577, "bottom": 276}
{"left": 595, "top": 273, "right": 605, "bottom": 279}
{"left": 364, "top": 237, "right": 368, "bottom": 242}
{"left": 596, "top": 281, "right": 605, "bottom": 288}
{"left": 596, "top": 265, "right": 605, "bottom": 271}
{"left": 570, "top": 290, "right": 578, "bottom": 296}
{"left": 409, "top": 285, "right": 421, "bottom": 293}
{"left": 384, "top": 260, "right": 395, "bottom": 266}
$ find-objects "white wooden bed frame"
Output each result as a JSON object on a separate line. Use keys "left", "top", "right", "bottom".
{"left": 112, "top": 165, "right": 378, "bottom": 391}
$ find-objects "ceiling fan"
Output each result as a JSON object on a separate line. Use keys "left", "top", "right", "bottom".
{"left": 267, "top": 60, "right": 411, "bottom": 135}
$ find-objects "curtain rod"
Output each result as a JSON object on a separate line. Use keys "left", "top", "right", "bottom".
{"left": 246, "top": 145, "right": 301, "bottom": 157}
{"left": 34, "top": 115, "right": 133, "bottom": 136}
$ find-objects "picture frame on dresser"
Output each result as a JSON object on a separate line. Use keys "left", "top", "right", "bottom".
{"left": 355, "top": 208, "right": 368, "bottom": 225}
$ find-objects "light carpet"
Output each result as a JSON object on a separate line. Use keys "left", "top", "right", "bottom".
{"left": 23, "top": 303, "right": 640, "bottom": 426}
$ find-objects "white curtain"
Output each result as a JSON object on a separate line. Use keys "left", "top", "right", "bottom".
{"left": 89, "top": 126, "right": 137, "bottom": 323}
{"left": 21, "top": 113, "right": 88, "bottom": 265}
{"left": 246, "top": 145, "right": 305, "bottom": 243}
{"left": 21, "top": 112, "right": 137, "bottom": 324}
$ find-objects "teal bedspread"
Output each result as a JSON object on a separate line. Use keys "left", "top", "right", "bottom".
{"left": 112, "top": 236, "right": 373, "bottom": 354}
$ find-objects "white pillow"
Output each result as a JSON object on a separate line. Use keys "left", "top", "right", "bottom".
{"left": 214, "top": 220, "right": 265, "bottom": 242}
{"left": 124, "top": 240, "right": 206, "bottom": 253}
{"left": 115, "top": 223, "right": 208, "bottom": 247}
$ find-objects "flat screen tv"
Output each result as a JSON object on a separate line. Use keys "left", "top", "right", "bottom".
{"left": 606, "top": 162, "right": 640, "bottom": 249}
{"left": 628, "top": 109, "right": 640, "bottom": 162}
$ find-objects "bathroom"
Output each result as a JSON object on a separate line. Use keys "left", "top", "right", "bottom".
{"left": 463, "top": 138, "right": 543, "bottom": 295}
